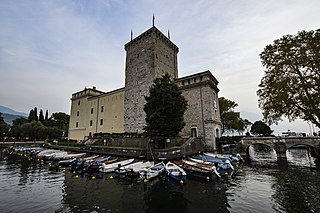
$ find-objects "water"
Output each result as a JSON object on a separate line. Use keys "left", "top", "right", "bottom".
{"left": 0, "top": 148, "right": 319, "bottom": 213}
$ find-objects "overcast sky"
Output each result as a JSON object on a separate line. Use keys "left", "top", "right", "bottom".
{"left": 0, "top": 0, "right": 319, "bottom": 134}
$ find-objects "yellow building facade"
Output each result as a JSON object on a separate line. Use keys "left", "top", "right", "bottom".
{"left": 68, "top": 87, "right": 124, "bottom": 141}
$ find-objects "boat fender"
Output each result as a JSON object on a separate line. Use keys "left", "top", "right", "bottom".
{"left": 180, "top": 180, "right": 184, "bottom": 184}
{"left": 206, "top": 176, "right": 210, "bottom": 181}
{"left": 109, "top": 176, "right": 113, "bottom": 180}
{"left": 225, "top": 172, "right": 228, "bottom": 176}
{"left": 144, "top": 179, "right": 148, "bottom": 183}
{"left": 75, "top": 175, "right": 79, "bottom": 179}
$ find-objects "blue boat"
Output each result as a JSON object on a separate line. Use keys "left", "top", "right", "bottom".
{"left": 165, "top": 161, "right": 187, "bottom": 181}
{"left": 189, "top": 155, "right": 234, "bottom": 171}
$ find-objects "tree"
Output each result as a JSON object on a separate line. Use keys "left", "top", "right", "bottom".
{"left": 45, "top": 110, "right": 49, "bottom": 120}
{"left": 250, "top": 120, "right": 273, "bottom": 136}
{"left": 218, "top": 97, "right": 245, "bottom": 134}
{"left": 144, "top": 73, "right": 187, "bottom": 148}
{"left": 28, "top": 109, "right": 36, "bottom": 122}
{"left": 39, "top": 109, "right": 44, "bottom": 122}
{"left": 34, "top": 107, "right": 38, "bottom": 121}
{"left": 10, "top": 117, "right": 28, "bottom": 139}
{"left": 21, "top": 121, "right": 44, "bottom": 140}
{"left": 257, "top": 29, "right": 320, "bottom": 128}
{"left": 0, "top": 113, "right": 10, "bottom": 139}
{"left": 50, "top": 112, "right": 70, "bottom": 137}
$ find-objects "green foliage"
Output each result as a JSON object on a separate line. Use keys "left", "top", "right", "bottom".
{"left": 45, "top": 110, "right": 49, "bottom": 120}
{"left": 144, "top": 73, "right": 187, "bottom": 145}
{"left": 250, "top": 120, "right": 273, "bottom": 136}
{"left": 19, "top": 121, "right": 62, "bottom": 140}
{"left": 257, "top": 29, "right": 320, "bottom": 128}
{"left": 219, "top": 97, "right": 245, "bottom": 134}
{"left": 0, "top": 113, "right": 10, "bottom": 137}
{"left": 8, "top": 108, "right": 67, "bottom": 141}
{"left": 39, "top": 109, "right": 44, "bottom": 122}
{"left": 28, "top": 109, "right": 36, "bottom": 122}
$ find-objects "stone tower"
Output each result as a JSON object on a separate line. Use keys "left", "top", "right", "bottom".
{"left": 124, "top": 26, "right": 179, "bottom": 133}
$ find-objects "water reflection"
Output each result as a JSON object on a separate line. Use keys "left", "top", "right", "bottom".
{"left": 248, "top": 144, "right": 318, "bottom": 168}
{"left": 271, "top": 167, "right": 320, "bottom": 213}
{"left": 1, "top": 149, "right": 320, "bottom": 213}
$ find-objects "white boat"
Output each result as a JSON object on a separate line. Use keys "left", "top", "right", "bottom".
{"left": 165, "top": 161, "right": 187, "bottom": 181}
{"left": 115, "top": 161, "right": 154, "bottom": 175}
{"left": 99, "top": 158, "right": 135, "bottom": 173}
{"left": 139, "top": 162, "right": 165, "bottom": 180}
{"left": 182, "top": 159, "right": 220, "bottom": 178}
{"left": 37, "top": 149, "right": 62, "bottom": 159}
{"left": 50, "top": 152, "right": 86, "bottom": 160}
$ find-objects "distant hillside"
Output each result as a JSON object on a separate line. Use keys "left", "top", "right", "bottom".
{"left": 0, "top": 105, "right": 28, "bottom": 125}
{"left": 0, "top": 105, "right": 28, "bottom": 117}
{"left": 2, "top": 113, "right": 26, "bottom": 125}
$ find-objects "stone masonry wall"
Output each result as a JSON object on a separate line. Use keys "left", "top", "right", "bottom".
{"left": 124, "top": 27, "right": 178, "bottom": 133}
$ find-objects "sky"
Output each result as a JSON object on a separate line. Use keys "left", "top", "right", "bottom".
{"left": 0, "top": 0, "right": 319, "bottom": 135}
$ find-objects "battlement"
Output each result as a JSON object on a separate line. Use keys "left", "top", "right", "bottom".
{"left": 124, "top": 26, "right": 179, "bottom": 53}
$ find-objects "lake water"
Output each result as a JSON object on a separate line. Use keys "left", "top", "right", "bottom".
{"left": 0, "top": 147, "right": 319, "bottom": 213}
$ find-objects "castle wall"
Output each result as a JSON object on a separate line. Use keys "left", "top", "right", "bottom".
{"left": 124, "top": 27, "right": 179, "bottom": 133}
{"left": 176, "top": 71, "right": 221, "bottom": 150}
{"left": 68, "top": 88, "right": 124, "bottom": 141}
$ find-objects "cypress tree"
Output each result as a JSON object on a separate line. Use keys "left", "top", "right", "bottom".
{"left": 34, "top": 107, "right": 38, "bottom": 121}
{"left": 45, "top": 110, "right": 49, "bottom": 120}
{"left": 39, "top": 109, "right": 45, "bottom": 122}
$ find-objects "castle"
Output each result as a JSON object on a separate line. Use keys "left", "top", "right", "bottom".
{"left": 68, "top": 25, "right": 221, "bottom": 150}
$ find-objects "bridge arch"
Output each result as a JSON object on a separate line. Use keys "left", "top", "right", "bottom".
{"left": 242, "top": 136, "right": 320, "bottom": 162}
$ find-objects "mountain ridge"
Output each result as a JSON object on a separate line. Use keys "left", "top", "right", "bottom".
{"left": 0, "top": 105, "right": 28, "bottom": 125}
{"left": 0, "top": 105, "right": 28, "bottom": 117}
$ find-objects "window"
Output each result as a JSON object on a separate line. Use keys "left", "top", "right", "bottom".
{"left": 91, "top": 108, "right": 93, "bottom": 114}
{"left": 77, "top": 111, "right": 79, "bottom": 116}
{"left": 78, "top": 100, "right": 80, "bottom": 105}
{"left": 101, "top": 106, "right": 104, "bottom": 113}
{"left": 182, "top": 81, "right": 184, "bottom": 86}
{"left": 90, "top": 120, "right": 93, "bottom": 126}
{"left": 100, "top": 119, "right": 103, "bottom": 126}
{"left": 76, "top": 122, "right": 78, "bottom": 128}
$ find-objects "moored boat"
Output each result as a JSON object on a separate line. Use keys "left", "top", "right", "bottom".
{"left": 139, "top": 162, "right": 165, "bottom": 181}
{"left": 99, "top": 158, "right": 135, "bottom": 173}
{"left": 174, "top": 160, "right": 217, "bottom": 180}
{"left": 204, "top": 152, "right": 244, "bottom": 162}
{"left": 115, "top": 161, "right": 154, "bottom": 176}
{"left": 189, "top": 155, "right": 234, "bottom": 170}
{"left": 180, "top": 159, "right": 221, "bottom": 178}
{"left": 48, "top": 152, "right": 86, "bottom": 161}
{"left": 165, "top": 161, "right": 187, "bottom": 181}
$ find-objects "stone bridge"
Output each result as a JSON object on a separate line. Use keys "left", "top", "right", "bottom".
{"left": 242, "top": 136, "right": 320, "bottom": 161}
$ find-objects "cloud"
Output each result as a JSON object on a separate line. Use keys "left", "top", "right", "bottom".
{"left": 0, "top": 0, "right": 319, "bottom": 134}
